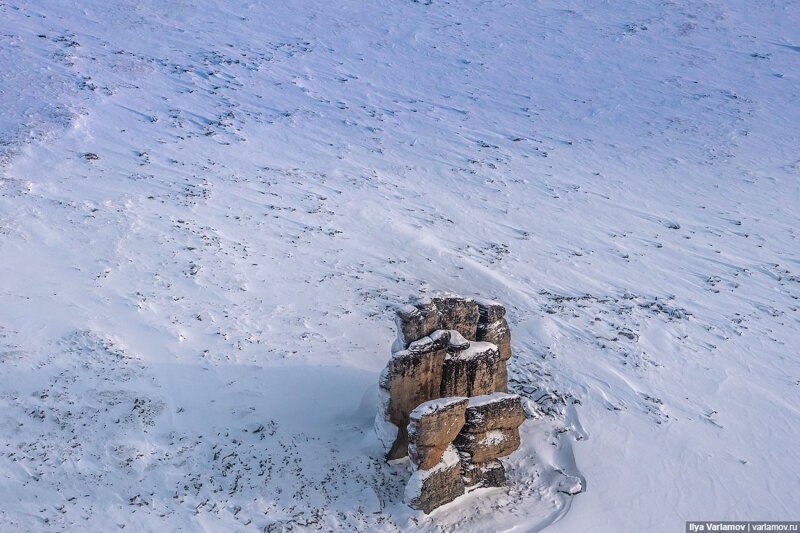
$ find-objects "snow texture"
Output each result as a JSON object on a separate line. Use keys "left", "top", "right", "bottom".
{"left": 446, "top": 330, "right": 470, "bottom": 350}
{"left": 410, "top": 397, "right": 469, "bottom": 421}
{"left": 482, "top": 430, "right": 509, "bottom": 446}
{"left": 446, "top": 341, "right": 498, "bottom": 361}
{"left": 468, "top": 392, "right": 520, "bottom": 408}
{"left": 0, "top": 0, "right": 798, "bottom": 531}
{"left": 374, "top": 385, "right": 399, "bottom": 453}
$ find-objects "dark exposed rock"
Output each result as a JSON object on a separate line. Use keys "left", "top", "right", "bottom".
{"left": 454, "top": 395, "right": 525, "bottom": 485}
{"left": 395, "top": 304, "right": 440, "bottom": 351}
{"left": 440, "top": 342, "right": 500, "bottom": 398}
{"left": 494, "top": 360, "right": 509, "bottom": 393}
{"left": 434, "top": 297, "right": 480, "bottom": 341}
{"left": 476, "top": 300, "right": 512, "bottom": 362}
{"left": 476, "top": 299, "right": 505, "bottom": 323}
{"left": 475, "top": 301, "right": 511, "bottom": 391}
{"left": 408, "top": 397, "right": 468, "bottom": 469}
{"left": 462, "top": 393, "right": 526, "bottom": 434}
{"left": 405, "top": 445, "right": 465, "bottom": 514}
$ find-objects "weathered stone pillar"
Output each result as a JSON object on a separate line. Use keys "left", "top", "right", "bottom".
{"left": 377, "top": 330, "right": 451, "bottom": 459}
{"left": 377, "top": 296, "right": 528, "bottom": 513}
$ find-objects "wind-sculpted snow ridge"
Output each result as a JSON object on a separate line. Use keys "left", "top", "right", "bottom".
{"left": 1, "top": 0, "right": 799, "bottom": 530}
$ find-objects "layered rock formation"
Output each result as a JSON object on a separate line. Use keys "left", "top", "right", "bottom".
{"left": 376, "top": 296, "right": 526, "bottom": 513}
{"left": 378, "top": 331, "right": 451, "bottom": 459}
{"left": 394, "top": 297, "right": 481, "bottom": 350}
{"left": 440, "top": 341, "right": 500, "bottom": 398}
{"left": 455, "top": 393, "right": 525, "bottom": 488}
{"left": 404, "top": 443, "right": 464, "bottom": 514}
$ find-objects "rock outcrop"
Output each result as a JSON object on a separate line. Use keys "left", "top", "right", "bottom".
{"left": 378, "top": 330, "right": 451, "bottom": 459}
{"left": 394, "top": 297, "right": 480, "bottom": 350}
{"left": 454, "top": 393, "right": 525, "bottom": 488}
{"left": 475, "top": 300, "right": 512, "bottom": 392}
{"left": 377, "top": 296, "right": 528, "bottom": 513}
{"left": 440, "top": 341, "right": 501, "bottom": 398}
{"left": 462, "top": 392, "right": 526, "bottom": 433}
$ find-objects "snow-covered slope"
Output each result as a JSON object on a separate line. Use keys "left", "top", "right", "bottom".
{"left": 1, "top": 0, "right": 798, "bottom": 530}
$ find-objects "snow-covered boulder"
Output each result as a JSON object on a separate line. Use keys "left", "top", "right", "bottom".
{"left": 454, "top": 427, "right": 521, "bottom": 463}
{"left": 463, "top": 392, "right": 526, "bottom": 433}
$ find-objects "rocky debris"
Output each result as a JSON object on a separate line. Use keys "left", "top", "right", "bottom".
{"left": 395, "top": 297, "right": 480, "bottom": 350}
{"left": 405, "top": 445, "right": 464, "bottom": 514}
{"left": 440, "top": 342, "right": 500, "bottom": 398}
{"left": 408, "top": 397, "right": 468, "bottom": 469}
{"left": 475, "top": 299, "right": 512, "bottom": 392}
{"left": 377, "top": 296, "right": 528, "bottom": 512}
{"left": 379, "top": 330, "right": 451, "bottom": 459}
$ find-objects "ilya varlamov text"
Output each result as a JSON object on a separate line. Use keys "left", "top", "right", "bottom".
{"left": 687, "top": 522, "right": 800, "bottom": 532}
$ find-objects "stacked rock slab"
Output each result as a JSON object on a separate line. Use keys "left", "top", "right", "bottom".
{"left": 407, "top": 397, "right": 468, "bottom": 469}
{"left": 377, "top": 296, "right": 525, "bottom": 513}
{"left": 440, "top": 340, "right": 501, "bottom": 398}
{"left": 405, "top": 398, "right": 468, "bottom": 513}
{"left": 394, "top": 297, "right": 481, "bottom": 350}
{"left": 454, "top": 393, "right": 525, "bottom": 488}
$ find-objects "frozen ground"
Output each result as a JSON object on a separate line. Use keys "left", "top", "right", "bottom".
{"left": 0, "top": 0, "right": 798, "bottom": 531}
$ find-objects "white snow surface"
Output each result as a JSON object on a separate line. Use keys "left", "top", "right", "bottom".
{"left": 447, "top": 340, "right": 498, "bottom": 361}
{"left": 445, "top": 329, "right": 469, "bottom": 350}
{"left": 482, "top": 430, "right": 508, "bottom": 446}
{"left": 468, "top": 392, "right": 519, "bottom": 408}
{"left": 410, "top": 397, "right": 468, "bottom": 421}
{"left": 1, "top": 0, "right": 799, "bottom": 531}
